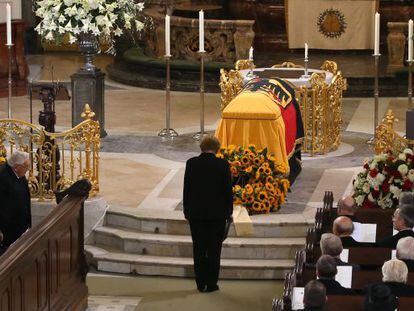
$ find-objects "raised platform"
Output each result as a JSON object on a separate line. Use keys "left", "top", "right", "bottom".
{"left": 108, "top": 49, "right": 410, "bottom": 97}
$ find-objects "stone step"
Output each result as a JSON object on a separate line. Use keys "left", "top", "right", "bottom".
{"left": 85, "top": 244, "right": 294, "bottom": 280}
{"left": 106, "top": 207, "right": 311, "bottom": 238}
{"left": 91, "top": 226, "right": 305, "bottom": 260}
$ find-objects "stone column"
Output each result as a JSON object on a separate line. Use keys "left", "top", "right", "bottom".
{"left": 387, "top": 22, "right": 406, "bottom": 71}
{"left": 233, "top": 22, "right": 255, "bottom": 61}
{"left": 71, "top": 68, "right": 106, "bottom": 137}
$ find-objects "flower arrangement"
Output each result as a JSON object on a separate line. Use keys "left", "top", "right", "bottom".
{"left": 0, "top": 146, "right": 6, "bottom": 165}
{"left": 34, "top": 0, "right": 146, "bottom": 53}
{"left": 218, "top": 145, "right": 290, "bottom": 214}
{"left": 353, "top": 148, "right": 414, "bottom": 209}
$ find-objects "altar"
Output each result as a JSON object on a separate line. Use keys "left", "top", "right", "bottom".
{"left": 218, "top": 61, "right": 346, "bottom": 158}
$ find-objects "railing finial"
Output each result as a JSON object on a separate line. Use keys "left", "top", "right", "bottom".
{"left": 81, "top": 104, "right": 96, "bottom": 120}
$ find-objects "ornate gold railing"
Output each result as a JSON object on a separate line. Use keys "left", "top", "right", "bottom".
{"left": 219, "top": 60, "right": 346, "bottom": 156}
{"left": 0, "top": 104, "right": 100, "bottom": 200}
{"left": 375, "top": 109, "right": 414, "bottom": 155}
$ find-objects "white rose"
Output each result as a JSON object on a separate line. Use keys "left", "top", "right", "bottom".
{"left": 399, "top": 153, "right": 407, "bottom": 161}
{"left": 408, "top": 170, "right": 414, "bottom": 182}
{"left": 398, "top": 164, "right": 409, "bottom": 176}
{"left": 376, "top": 173, "right": 386, "bottom": 183}
{"left": 355, "top": 195, "right": 365, "bottom": 206}
{"left": 369, "top": 162, "right": 377, "bottom": 170}
{"left": 404, "top": 148, "right": 414, "bottom": 155}
{"left": 362, "top": 183, "right": 371, "bottom": 194}
{"left": 87, "top": 0, "right": 99, "bottom": 10}
{"left": 64, "top": 0, "right": 74, "bottom": 6}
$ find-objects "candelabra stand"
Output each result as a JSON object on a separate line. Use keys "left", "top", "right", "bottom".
{"left": 368, "top": 54, "right": 381, "bottom": 144}
{"left": 408, "top": 60, "right": 413, "bottom": 109}
{"left": 158, "top": 55, "right": 178, "bottom": 139}
{"left": 193, "top": 51, "right": 207, "bottom": 141}
{"left": 7, "top": 44, "right": 13, "bottom": 118}
{"left": 301, "top": 57, "right": 310, "bottom": 79}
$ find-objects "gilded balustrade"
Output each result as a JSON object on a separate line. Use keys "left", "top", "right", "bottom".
{"left": 374, "top": 109, "right": 414, "bottom": 155}
{"left": 219, "top": 60, "right": 346, "bottom": 156}
{"left": 0, "top": 104, "right": 100, "bottom": 201}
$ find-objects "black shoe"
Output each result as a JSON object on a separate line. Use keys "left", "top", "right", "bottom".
{"left": 197, "top": 285, "right": 206, "bottom": 292}
{"left": 205, "top": 285, "right": 219, "bottom": 293}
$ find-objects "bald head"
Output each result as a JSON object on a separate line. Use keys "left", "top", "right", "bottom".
{"left": 333, "top": 216, "right": 354, "bottom": 237}
{"left": 338, "top": 196, "right": 356, "bottom": 216}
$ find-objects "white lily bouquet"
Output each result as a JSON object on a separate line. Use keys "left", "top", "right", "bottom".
{"left": 34, "top": 0, "right": 145, "bottom": 53}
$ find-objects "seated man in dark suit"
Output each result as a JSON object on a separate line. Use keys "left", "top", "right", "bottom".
{"left": 320, "top": 233, "right": 360, "bottom": 271}
{"left": 396, "top": 237, "right": 414, "bottom": 272}
{"left": 183, "top": 136, "right": 233, "bottom": 293}
{"left": 333, "top": 216, "right": 363, "bottom": 248}
{"left": 301, "top": 280, "right": 326, "bottom": 311}
{"left": 316, "top": 255, "right": 355, "bottom": 295}
{"left": 378, "top": 193, "right": 414, "bottom": 248}
{"left": 337, "top": 196, "right": 358, "bottom": 222}
{"left": 382, "top": 259, "right": 414, "bottom": 296}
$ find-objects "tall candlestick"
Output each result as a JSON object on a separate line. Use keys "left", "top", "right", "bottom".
{"left": 199, "top": 10, "right": 204, "bottom": 52}
{"left": 165, "top": 15, "right": 170, "bottom": 56}
{"left": 305, "top": 43, "right": 308, "bottom": 59}
{"left": 374, "top": 12, "right": 380, "bottom": 55}
{"left": 6, "top": 3, "right": 12, "bottom": 45}
{"left": 409, "top": 19, "right": 413, "bottom": 62}
{"left": 249, "top": 46, "right": 253, "bottom": 61}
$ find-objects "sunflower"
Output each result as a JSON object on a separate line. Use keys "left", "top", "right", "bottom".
{"left": 230, "top": 166, "right": 239, "bottom": 177}
{"left": 258, "top": 191, "right": 268, "bottom": 202}
{"left": 260, "top": 202, "right": 266, "bottom": 211}
{"left": 258, "top": 167, "right": 265, "bottom": 174}
{"left": 241, "top": 156, "right": 250, "bottom": 165}
{"left": 281, "top": 179, "right": 290, "bottom": 192}
{"left": 232, "top": 161, "right": 241, "bottom": 167}
{"left": 245, "top": 166, "right": 253, "bottom": 173}
{"left": 245, "top": 184, "right": 254, "bottom": 195}
{"left": 233, "top": 185, "right": 242, "bottom": 193}
{"left": 269, "top": 196, "right": 276, "bottom": 205}
{"left": 265, "top": 168, "right": 272, "bottom": 175}
{"left": 262, "top": 162, "right": 270, "bottom": 169}
{"left": 266, "top": 176, "right": 274, "bottom": 183}
{"left": 253, "top": 158, "right": 261, "bottom": 166}
{"left": 252, "top": 201, "right": 261, "bottom": 211}
{"left": 247, "top": 196, "right": 255, "bottom": 203}
{"left": 265, "top": 182, "right": 275, "bottom": 192}
{"left": 264, "top": 201, "right": 271, "bottom": 210}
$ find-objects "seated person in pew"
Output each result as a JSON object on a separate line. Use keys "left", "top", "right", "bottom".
{"left": 316, "top": 255, "right": 356, "bottom": 295}
{"left": 378, "top": 193, "right": 414, "bottom": 248}
{"left": 333, "top": 216, "right": 369, "bottom": 248}
{"left": 397, "top": 237, "right": 414, "bottom": 272}
{"left": 381, "top": 259, "right": 414, "bottom": 297}
{"left": 364, "top": 283, "right": 397, "bottom": 311}
{"left": 337, "top": 196, "right": 358, "bottom": 222}
{"left": 300, "top": 280, "right": 327, "bottom": 311}
{"left": 321, "top": 233, "right": 360, "bottom": 270}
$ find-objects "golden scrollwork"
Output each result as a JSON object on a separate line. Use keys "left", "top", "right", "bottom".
{"left": 320, "top": 60, "right": 338, "bottom": 75}
{"left": 0, "top": 104, "right": 100, "bottom": 200}
{"left": 271, "top": 62, "right": 304, "bottom": 68}
{"left": 235, "top": 59, "right": 255, "bottom": 71}
{"left": 374, "top": 109, "right": 413, "bottom": 155}
{"left": 219, "top": 68, "right": 244, "bottom": 111}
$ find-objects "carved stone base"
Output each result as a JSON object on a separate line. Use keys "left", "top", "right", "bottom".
{"left": 387, "top": 22, "right": 407, "bottom": 71}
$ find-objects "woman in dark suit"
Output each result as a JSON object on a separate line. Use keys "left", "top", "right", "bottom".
{"left": 183, "top": 136, "right": 233, "bottom": 293}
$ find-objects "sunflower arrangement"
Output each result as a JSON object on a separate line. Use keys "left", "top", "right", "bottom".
{"left": 218, "top": 145, "right": 290, "bottom": 214}
{"left": 0, "top": 146, "right": 6, "bottom": 165}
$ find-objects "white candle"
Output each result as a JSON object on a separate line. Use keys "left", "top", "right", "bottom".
{"left": 249, "top": 46, "right": 254, "bottom": 61}
{"left": 6, "top": 3, "right": 12, "bottom": 46}
{"left": 165, "top": 14, "right": 170, "bottom": 56}
{"left": 408, "top": 19, "right": 413, "bottom": 62}
{"left": 305, "top": 43, "right": 308, "bottom": 59}
{"left": 199, "top": 10, "right": 204, "bottom": 52}
{"left": 374, "top": 12, "right": 380, "bottom": 55}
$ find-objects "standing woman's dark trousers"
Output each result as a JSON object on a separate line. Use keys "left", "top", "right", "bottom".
{"left": 189, "top": 219, "right": 226, "bottom": 289}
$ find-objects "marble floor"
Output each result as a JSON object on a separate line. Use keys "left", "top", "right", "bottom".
{"left": 1, "top": 53, "right": 410, "bottom": 310}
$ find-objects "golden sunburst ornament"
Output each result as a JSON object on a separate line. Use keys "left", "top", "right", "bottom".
{"left": 317, "top": 8, "right": 347, "bottom": 39}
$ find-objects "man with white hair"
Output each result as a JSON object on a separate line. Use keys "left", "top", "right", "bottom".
{"left": 0, "top": 151, "right": 32, "bottom": 254}
{"left": 397, "top": 237, "right": 414, "bottom": 271}
{"left": 382, "top": 259, "right": 414, "bottom": 296}
{"left": 320, "top": 233, "right": 360, "bottom": 270}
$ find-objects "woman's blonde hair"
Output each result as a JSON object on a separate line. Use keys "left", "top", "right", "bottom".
{"left": 382, "top": 259, "right": 408, "bottom": 283}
